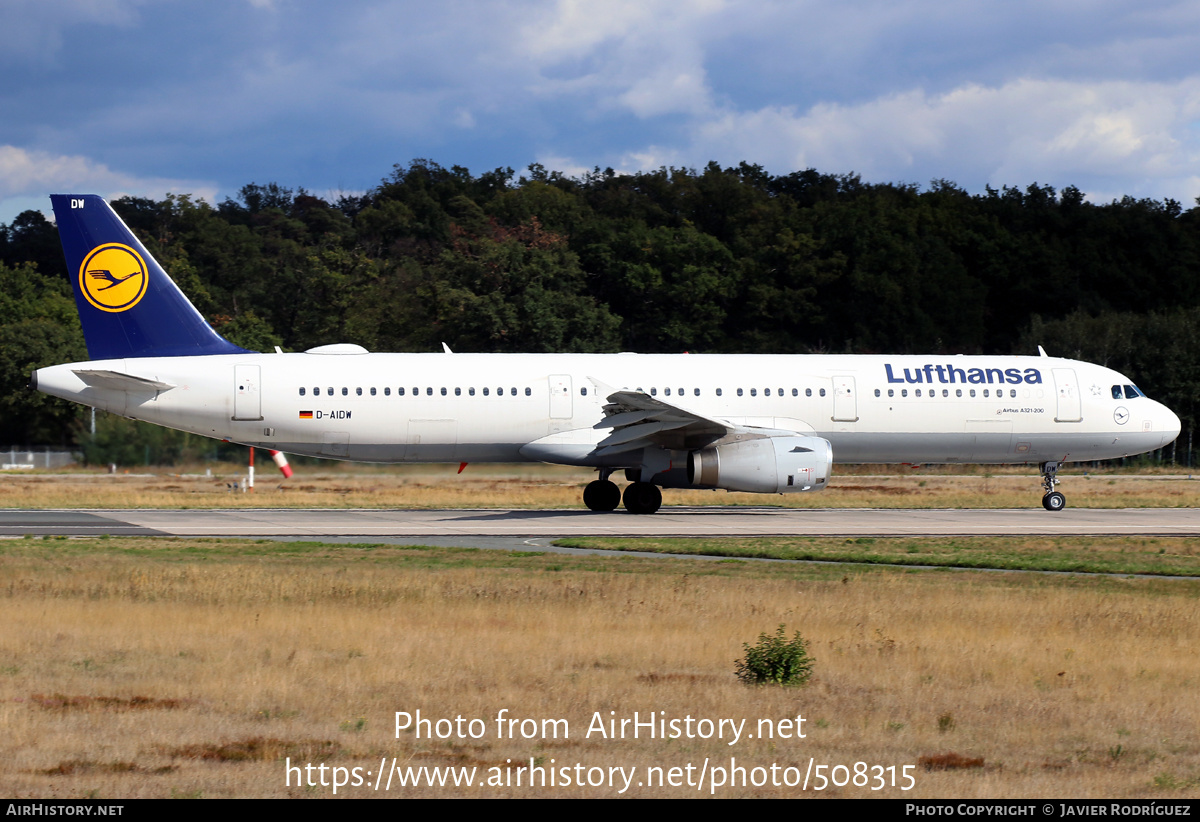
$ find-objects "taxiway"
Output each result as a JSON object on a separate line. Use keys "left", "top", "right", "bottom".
{"left": 3, "top": 506, "right": 1200, "bottom": 540}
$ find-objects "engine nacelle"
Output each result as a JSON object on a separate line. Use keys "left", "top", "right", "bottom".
{"left": 687, "top": 436, "right": 832, "bottom": 494}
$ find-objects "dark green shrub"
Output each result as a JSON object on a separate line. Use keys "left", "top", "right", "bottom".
{"left": 735, "top": 624, "right": 814, "bottom": 686}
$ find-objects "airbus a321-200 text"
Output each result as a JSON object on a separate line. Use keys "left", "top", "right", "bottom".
{"left": 33, "top": 195, "right": 1181, "bottom": 514}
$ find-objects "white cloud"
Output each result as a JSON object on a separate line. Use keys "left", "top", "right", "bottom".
{"left": 519, "top": 0, "right": 725, "bottom": 60}
{"left": 616, "top": 76, "right": 1200, "bottom": 200}
{"left": 0, "top": 145, "right": 217, "bottom": 223}
{"left": 518, "top": 0, "right": 725, "bottom": 118}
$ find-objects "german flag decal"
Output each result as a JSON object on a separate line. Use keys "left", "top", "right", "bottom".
{"left": 299, "top": 410, "right": 313, "bottom": 419}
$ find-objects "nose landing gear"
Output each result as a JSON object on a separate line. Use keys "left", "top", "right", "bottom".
{"left": 1040, "top": 461, "right": 1066, "bottom": 511}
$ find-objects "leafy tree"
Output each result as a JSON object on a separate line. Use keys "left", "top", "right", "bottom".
{"left": 0, "top": 262, "right": 87, "bottom": 444}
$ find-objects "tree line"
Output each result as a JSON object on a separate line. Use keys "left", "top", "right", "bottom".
{"left": 2, "top": 159, "right": 1198, "bottom": 462}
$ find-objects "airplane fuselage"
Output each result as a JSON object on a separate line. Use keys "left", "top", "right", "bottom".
{"left": 35, "top": 351, "right": 1179, "bottom": 469}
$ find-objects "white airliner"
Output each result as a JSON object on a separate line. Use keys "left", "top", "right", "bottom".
{"left": 33, "top": 195, "right": 1181, "bottom": 513}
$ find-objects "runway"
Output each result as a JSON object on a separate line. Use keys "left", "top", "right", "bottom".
{"left": 3, "top": 506, "right": 1200, "bottom": 539}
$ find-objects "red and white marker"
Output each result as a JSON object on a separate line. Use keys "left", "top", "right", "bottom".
{"left": 270, "top": 450, "right": 293, "bottom": 479}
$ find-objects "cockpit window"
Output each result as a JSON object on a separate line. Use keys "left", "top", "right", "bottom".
{"left": 1111, "top": 385, "right": 1122, "bottom": 400}
{"left": 1124, "top": 385, "right": 1142, "bottom": 399}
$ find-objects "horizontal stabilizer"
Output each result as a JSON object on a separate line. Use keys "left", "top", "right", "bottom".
{"left": 73, "top": 369, "right": 175, "bottom": 393}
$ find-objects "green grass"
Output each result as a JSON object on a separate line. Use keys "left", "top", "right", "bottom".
{"left": 553, "top": 535, "right": 1200, "bottom": 577}
{"left": 7, "top": 534, "right": 1200, "bottom": 579}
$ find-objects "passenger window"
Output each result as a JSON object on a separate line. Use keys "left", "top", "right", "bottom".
{"left": 469, "top": 387, "right": 475, "bottom": 396}
{"left": 455, "top": 387, "right": 461, "bottom": 396}
{"left": 342, "top": 387, "right": 348, "bottom": 396}
{"left": 525, "top": 387, "right": 531, "bottom": 396}
{"left": 737, "top": 388, "right": 743, "bottom": 397}
{"left": 370, "top": 387, "right": 376, "bottom": 396}
{"left": 750, "top": 388, "right": 757, "bottom": 397}
{"left": 483, "top": 387, "right": 489, "bottom": 396}
{"left": 1010, "top": 389, "right": 1016, "bottom": 398}
{"left": 874, "top": 388, "right": 880, "bottom": 397}
{"left": 943, "top": 389, "right": 949, "bottom": 397}
{"left": 983, "top": 389, "right": 989, "bottom": 397}
{"left": 715, "top": 388, "right": 722, "bottom": 397}
{"left": 764, "top": 388, "right": 771, "bottom": 397}
{"left": 426, "top": 387, "right": 433, "bottom": 396}
{"left": 385, "top": 387, "right": 391, "bottom": 396}
{"left": 819, "top": 388, "right": 826, "bottom": 397}
{"left": 888, "top": 389, "right": 894, "bottom": 397}
{"left": 916, "top": 389, "right": 922, "bottom": 397}
{"left": 398, "top": 387, "right": 404, "bottom": 396}
{"left": 970, "top": 389, "right": 976, "bottom": 398}
{"left": 805, "top": 388, "right": 812, "bottom": 397}
{"left": 955, "top": 389, "right": 962, "bottom": 397}
{"left": 327, "top": 387, "right": 334, "bottom": 396}
{"left": 440, "top": 387, "right": 447, "bottom": 396}
{"left": 694, "top": 388, "right": 700, "bottom": 396}
{"left": 510, "top": 387, "right": 517, "bottom": 396}
{"left": 791, "top": 388, "right": 798, "bottom": 397}
{"left": 581, "top": 387, "right": 588, "bottom": 396}
{"left": 901, "top": 389, "right": 908, "bottom": 397}
{"left": 664, "top": 388, "right": 670, "bottom": 396}
{"left": 299, "top": 387, "right": 306, "bottom": 396}
{"left": 356, "top": 387, "right": 362, "bottom": 396}
{"left": 651, "top": 388, "right": 657, "bottom": 396}
{"left": 677, "top": 388, "right": 683, "bottom": 396}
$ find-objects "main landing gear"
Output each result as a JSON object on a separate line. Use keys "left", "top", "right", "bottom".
{"left": 582, "top": 472, "right": 662, "bottom": 514}
{"left": 1040, "top": 461, "right": 1066, "bottom": 511}
{"left": 622, "top": 481, "right": 662, "bottom": 515}
{"left": 583, "top": 477, "right": 621, "bottom": 511}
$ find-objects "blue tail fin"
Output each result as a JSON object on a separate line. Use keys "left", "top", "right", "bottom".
{"left": 51, "top": 194, "right": 250, "bottom": 360}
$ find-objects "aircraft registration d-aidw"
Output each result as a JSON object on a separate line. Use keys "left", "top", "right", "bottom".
{"left": 33, "top": 195, "right": 1181, "bottom": 513}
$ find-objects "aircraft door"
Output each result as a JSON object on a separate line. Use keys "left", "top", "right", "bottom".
{"left": 233, "top": 365, "right": 263, "bottom": 421}
{"left": 832, "top": 376, "right": 858, "bottom": 422}
{"left": 549, "top": 374, "right": 573, "bottom": 419}
{"left": 1052, "top": 368, "right": 1082, "bottom": 422}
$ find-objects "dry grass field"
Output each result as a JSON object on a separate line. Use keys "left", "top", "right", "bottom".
{"left": 2, "top": 462, "right": 1198, "bottom": 509}
{"left": 2, "top": 537, "right": 1199, "bottom": 799}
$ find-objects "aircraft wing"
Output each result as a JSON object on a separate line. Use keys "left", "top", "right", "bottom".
{"left": 588, "top": 382, "right": 736, "bottom": 459}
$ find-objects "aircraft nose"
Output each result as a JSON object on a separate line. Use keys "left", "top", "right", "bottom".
{"left": 1161, "top": 404, "right": 1182, "bottom": 445}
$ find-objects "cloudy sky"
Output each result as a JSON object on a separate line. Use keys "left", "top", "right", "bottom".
{"left": 3, "top": 0, "right": 1200, "bottom": 224}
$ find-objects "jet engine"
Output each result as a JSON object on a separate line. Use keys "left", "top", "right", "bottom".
{"left": 685, "top": 435, "right": 832, "bottom": 494}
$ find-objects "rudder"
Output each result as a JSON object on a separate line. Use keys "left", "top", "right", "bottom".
{"left": 50, "top": 194, "right": 250, "bottom": 360}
